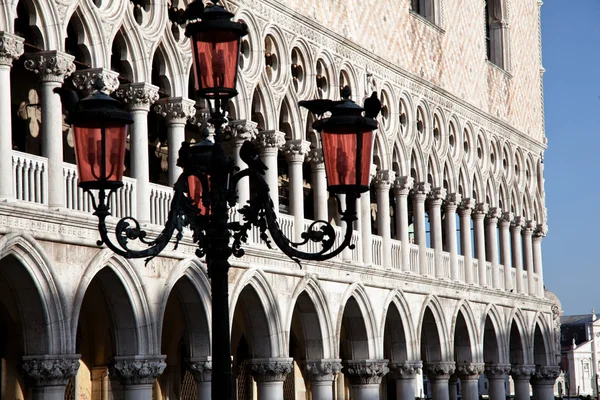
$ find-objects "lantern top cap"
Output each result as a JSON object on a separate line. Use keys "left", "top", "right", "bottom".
{"left": 69, "top": 90, "right": 133, "bottom": 127}
{"left": 184, "top": 1, "right": 248, "bottom": 37}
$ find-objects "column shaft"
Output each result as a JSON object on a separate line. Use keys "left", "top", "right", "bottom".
{"left": 459, "top": 199, "right": 476, "bottom": 284}
{"left": 425, "top": 362, "right": 455, "bottom": 400}
{"left": 255, "top": 131, "right": 285, "bottom": 215}
{"left": 445, "top": 194, "right": 461, "bottom": 281}
{"left": 375, "top": 171, "right": 394, "bottom": 267}
{"left": 394, "top": 177, "right": 413, "bottom": 272}
{"left": 486, "top": 208, "right": 501, "bottom": 289}
{"left": 473, "top": 203, "right": 489, "bottom": 286}
{"left": 513, "top": 379, "right": 531, "bottom": 400}
{"left": 309, "top": 153, "right": 328, "bottom": 221}
{"left": 122, "top": 383, "right": 153, "bottom": 400}
{"left": 533, "top": 224, "right": 547, "bottom": 297}
{"left": 499, "top": 212, "right": 513, "bottom": 292}
{"left": 412, "top": 183, "right": 431, "bottom": 275}
{"left": 167, "top": 121, "right": 186, "bottom": 185}
{"left": 429, "top": 188, "right": 446, "bottom": 278}
{"left": 461, "top": 379, "right": 480, "bottom": 400}
{"left": 511, "top": 217, "right": 525, "bottom": 294}
{"left": 283, "top": 140, "right": 310, "bottom": 241}
{"left": 485, "top": 364, "right": 510, "bottom": 400}
{"left": 197, "top": 382, "right": 210, "bottom": 400}
{"left": 223, "top": 120, "right": 257, "bottom": 208}
{"left": 250, "top": 358, "right": 293, "bottom": 400}
{"left": 522, "top": 221, "right": 536, "bottom": 295}
{"left": 360, "top": 191, "right": 372, "bottom": 264}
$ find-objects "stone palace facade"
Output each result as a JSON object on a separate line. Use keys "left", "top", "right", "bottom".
{"left": 0, "top": 0, "right": 560, "bottom": 399}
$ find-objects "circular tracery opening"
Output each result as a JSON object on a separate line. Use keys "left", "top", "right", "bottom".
{"left": 239, "top": 36, "right": 251, "bottom": 70}
{"left": 416, "top": 107, "right": 424, "bottom": 137}
{"left": 264, "top": 35, "right": 280, "bottom": 82}
{"left": 433, "top": 114, "right": 441, "bottom": 145}
{"left": 291, "top": 47, "right": 305, "bottom": 93}
{"left": 315, "top": 59, "right": 329, "bottom": 98}
{"left": 380, "top": 91, "right": 391, "bottom": 130}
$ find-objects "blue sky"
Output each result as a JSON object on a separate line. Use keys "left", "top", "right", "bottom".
{"left": 541, "top": 0, "right": 600, "bottom": 315}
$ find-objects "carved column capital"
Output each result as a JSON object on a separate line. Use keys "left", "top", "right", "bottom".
{"left": 282, "top": 139, "right": 311, "bottom": 163}
{"left": 115, "top": 83, "right": 160, "bottom": 112}
{"left": 424, "top": 361, "right": 456, "bottom": 380}
{"left": 301, "top": 359, "right": 342, "bottom": 382}
{"left": 373, "top": 170, "right": 396, "bottom": 191}
{"left": 154, "top": 97, "right": 196, "bottom": 124}
{"left": 459, "top": 198, "right": 477, "bottom": 215}
{"left": 249, "top": 358, "right": 293, "bottom": 382}
{"left": 343, "top": 360, "right": 389, "bottom": 385}
{"left": 410, "top": 182, "right": 431, "bottom": 201}
{"left": 22, "top": 354, "right": 80, "bottom": 386}
{"left": 533, "top": 365, "right": 560, "bottom": 380}
{"left": 393, "top": 176, "right": 414, "bottom": 196}
{"left": 499, "top": 211, "right": 514, "bottom": 228}
{"left": 112, "top": 356, "right": 167, "bottom": 385}
{"left": 254, "top": 130, "right": 285, "bottom": 156}
{"left": 188, "top": 359, "right": 212, "bottom": 383}
{"left": 428, "top": 187, "right": 447, "bottom": 205}
{"left": 388, "top": 361, "right": 422, "bottom": 380}
{"left": 523, "top": 219, "right": 537, "bottom": 235}
{"left": 71, "top": 68, "right": 120, "bottom": 95}
{"left": 472, "top": 202, "right": 489, "bottom": 219}
{"left": 223, "top": 119, "right": 258, "bottom": 143}
{"left": 0, "top": 32, "right": 24, "bottom": 66}
{"left": 456, "top": 362, "right": 485, "bottom": 381}
{"left": 510, "top": 364, "right": 536, "bottom": 380}
{"left": 511, "top": 216, "right": 525, "bottom": 232}
{"left": 484, "top": 363, "right": 511, "bottom": 379}
{"left": 306, "top": 147, "right": 325, "bottom": 169}
{"left": 444, "top": 193, "right": 462, "bottom": 210}
{"left": 534, "top": 223, "right": 548, "bottom": 238}
{"left": 486, "top": 207, "right": 502, "bottom": 224}
{"left": 24, "top": 51, "right": 75, "bottom": 83}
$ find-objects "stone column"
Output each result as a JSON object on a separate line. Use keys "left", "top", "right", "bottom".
{"left": 343, "top": 360, "right": 389, "bottom": 400}
{"left": 485, "top": 207, "right": 501, "bottom": 289}
{"left": 113, "top": 356, "right": 167, "bottom": 400}
{"left": 154, "top": 97, "right": 196, "bottom": 186}
{"left": 424, "top": 361, "right": 455, "bottom": 400}
{"left": 71, "top": 68, "right": 120, "bottom": 97}
{"left": 411, "top": 182, "right": 431, "bottom": 275}
{"left": 522, "top": 220, "right": 536, "bottom": 295}
{"left": 531, "top": 366, "right": 559, "bottom": 400}
{"left": 533, "top": 224, "right": 547, "bottom": 297}
{"left": 116, "top": 83, "right": 159, "bottom": 223}
{"left": 459, "top": 198, "right": 476, "bottom": 284}
{"left": 473, "top": 203, "right": 489, "bottom": 286}
{"left": 302, "top": 359, "right": 342, "bottom": 400}
{"left": 189, "top": 359, "right": 212, "bottom": 400}
{"left": 374, "top": 170, "right": 395, "bottom": 267}
{"left": 360, "top": 187, "right": 373, "bottom": 265}
{"left": 428, "top": 188, "right": 446, "bottom": 278}
{"left": 499, "top": 212, "right": 514, "bottom": 292}
{"left": 456, "top": 363, "right": 484, "bottom": 400}
{"left": 307, "top": 148, "right": 328, "bottom": 222}
{"left": 254, "top": 130, "right": 285, "bottom": 215}
{"left": 389, "top": 361, "right": 422, "bottom": 400}
{"left": 22, "top": 355, "right": 80, "bottom": 400}
{"left": 283, "top": 139, "right": 310, "bottom": 240}
{"left": 510, "top": 364, "right": 535, "bottom": 400}
{"left": 511, "top": 216, "right": 525, "bottom": 294}
{"left": 24, "top": 51, "right": 75, "bottom": 208}
{"left": 484, "top": 364, "right": 510, "bottom": 400}
{"left": 249, "top": 358, "right": 293, "bottom": 400}
{"left": 222, "top": 120, "right": 258, "bottom": 208}
{"left": 445, "top": 194, "right": 461, "bottom": 281}
{"left": 448, "top": 375, "right": 458, "bottom": 400}
{"left": 393, "top": 177, "right": 414, "bottom": 272}
{"left": 0, "top": 33, "right": 24, "bottom": 200}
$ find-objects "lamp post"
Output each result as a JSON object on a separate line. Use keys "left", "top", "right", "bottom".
{"left": 68, "top": 1, "right": 381, "bottom": 399}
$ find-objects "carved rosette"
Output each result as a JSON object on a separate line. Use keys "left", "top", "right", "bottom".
{"left": 472, "top": 202, "right": 489, "bottom": 219}
{"left": 112, "top": 356, "right": 167, "bottom": 385}
{"left": 306, "top": 148, "right": 325, "bottom": 169}
{"left": 0, "top": 32, "right": 24, "bottom": 66}
{"left": 486, "top": 206, "right": 501, "bottom": 223}
{"left": 428, "top": 187, "right": 447, "bottom": 205}
{"left": 343, "top": 360, "right": 389, "bottom": 385}
{"left": 484, "top": 364, "right": 511, "bottom": 379}
{"left": 188, "top": 360, "right": 212, "bottom": 383}
{"left": 249, "top": 358, "right": 293, "bottom": 382}
{"left": 499, "top": 211, "right": 514, "bottom": 228}
{"left": 456, "top": 362, "right": 485, "bottom": 381}
{"left": 71, "top": 68, "right": 120, "bottom": 95}
{"left": 532, "top": 365, "right": 560, "bottom": 383}
{"left": 373, "top": 170, "right": 396, "bottom": 191}
{"left": 410, "top": 182, "right": 431, "bottom": 201}
{"left": 424, "top": 361, "right": 456, "bottom": 381}
{"left": 154, "top": 97, "right": 196, "bottom": 124}
{"left": 393, "top": 176, "right": 414, "bottom": 196}
{"left": 510, "top": 364, "right": 536, "bottom": 381}
{"left": 253, "top": 130, "right": 285, "bottom": 155}
{"left": 444, "top": 193, "right": 462, "bottom": 211}
{"left": 222, "top": 119, "right": 258, "bottom": 143}
{"left": 388, "top": 361, "right": 422, "bottom": 380}
{"left": 282, "top": 139, "right": 311, "bottom": 163}
{"left": 24, "top": 51, "right": 75, "bottom": 83}
{"left": 115, "top": 83, "right": 159, "bottom": 112}
{"left": 22, "top": 355, "right": 80, "bottom": 386}
{"left": 459, "top": 198, "right": 476, "bottom": 215}
{"left": 302, "top": 359, "right": 342, "bottom": 382}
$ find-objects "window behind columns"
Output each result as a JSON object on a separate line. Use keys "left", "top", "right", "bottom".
{"left": 148, "top": 48, "right": 171, "bottom": 186}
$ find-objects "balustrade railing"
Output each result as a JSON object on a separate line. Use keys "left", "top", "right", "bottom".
{"left": 371, "top": 236, "right": 383, "bottom": 266}
{"left": 425, "top": 248, "right": 435, "bottom": 276}
{"left": 472, "top": 259, "right": 480, "bottom": 285}
{"left": 486, "top": 262, "right": 493, "bottom": 287}
{"left": 149, "top": 183, "right": 174, "bottom": 226}
{"left": 441, "top": 253, "right": 450, "bottom": 279}
{"left": 409, "top": 244, "right": 419, "bottom": 273}
{"left": 13, "top": 151, "right": 47, "bottom": 205}
{"left": 390, "top": 239, "right": 402, "bottom": 269}
{"left": 458, "top": 256, "right": 465, "bottom": 282}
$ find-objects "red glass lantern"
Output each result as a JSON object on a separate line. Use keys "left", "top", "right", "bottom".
{"left": 70, "top": 92, "right": 133, "bottom": 190}
{"left": 188, "top": 174, "right": 210, "bottom": 214}
{"left": 185, "top": 3, "right": 248, "bottom": 99}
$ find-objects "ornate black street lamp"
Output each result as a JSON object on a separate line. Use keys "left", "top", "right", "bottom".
{"left": 68, "top": 1, "right": 381, "bottom": 398}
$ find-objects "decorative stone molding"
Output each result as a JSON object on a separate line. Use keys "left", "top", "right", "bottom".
{"left": 511, "top": 216, "right": 525, "bottom": 230}
{"left": 473, "top": 202, "right": 489, "bottom": 217}
{"left": 534, "top": 223, "right": 548, "bottom": 238}
{"left": 484, "top": 363, "right": 511, "bottom": 378}
{"left": 343, "top": 360, "right": 389, "bottom": 385}
{"left": 115, "top": 82, "right": 160, "bottom": 112}
{"left": 112, "top": 356, "right": 167, "bottom": 385}
{"left": 22, "top": 354, "right": 80, "bottom": 386}
{"left": 523, "top": 219, "right": 537, "bottom": 234}
{"left": 302, "top": 359, "right": 342, "bottom": 382}
{"left": 459, "top": 198, "right": 477, "bottom": 215}
{"left": 486, "top": 207, "right": 501, "bottom": 223}
{"left": 456, "top": 362, "right": 485, "bottom": 380}
{"left": 532, "top": 365, "right": 560, "bottom": 382}
{"left": 388, "top": 360, "right": 422, "bottom": 380}
{"left": 499, "top": 211, "right": 514, "bottom": 227}
{"left": 254, "top": 130, "right": 285, "bottom": 155}
{"left": 410, "top": 182, "right": 431, "bottom": 200}
{"left": 71, "top": 68, "right": 120, "bottom": 95}
{"left": 306, "top": 147, "right": 325, "bottom": 169}
{"left": 24, "top": 51, "right": 75, "bottom": 83}
{"left": 154, "top": 97, "right": 196, "bottom": 124}
{"left": 428, "top": 187, "right": 447, "bottom": 204}
{"left": 0, "top": 32, "right": 24, "bottom": 66}
{"left": 282, "top": 139, "right": 311, "bottom": 163}
{"left": 510, "top": 364, "right": 536, "bottom": 380}
{"left": 223, "top": 119, "right": 258, "bottom": 143}
{"left": 249, "top": 358, "right": 293, "bottom": 382}
{"left": 188, "top": 360, "right": 212, "bottom": 383}
{"left": 445, "top": 193, "right": 462, "bottom": 209}
{"left": 424, "top": 361, "right": 456, "bottom": 380}
{"left": 373, "top": 170, "right": 396, "bottom": 190}
{"left": 393, "top": 176, "right": 414, "bottom": 195}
